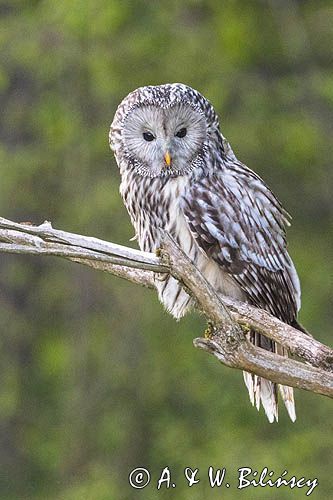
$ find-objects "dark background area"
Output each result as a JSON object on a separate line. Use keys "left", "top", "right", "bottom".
{"left": 0, "top": 1, "right": 332, "bottom": 498}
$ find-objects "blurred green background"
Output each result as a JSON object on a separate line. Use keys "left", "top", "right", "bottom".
{"left": 0, "top": 1, "right": 332, "bottom": 499}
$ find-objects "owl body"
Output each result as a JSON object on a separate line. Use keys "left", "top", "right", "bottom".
{"left": 110, "top": 83, "right": 301, "bottom": 422}
{"left": 119, "top": 166, "right": 247, "bottom": 318}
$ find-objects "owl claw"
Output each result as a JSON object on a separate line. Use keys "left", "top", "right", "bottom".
{"left": 155, "top": 247, "right": 162, "bottom": 257}
{"left": 241, "top": 323, "right": 251, "bottom": 335}
{"left": 204, "top": 320, "right": 214, "bottom": 339}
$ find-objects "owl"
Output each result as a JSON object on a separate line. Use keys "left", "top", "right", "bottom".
{"left": 110, "top": 83, "right": 302, "bottom": 423}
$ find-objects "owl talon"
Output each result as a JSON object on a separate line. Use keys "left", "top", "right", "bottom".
{"left": 204, "top": 321, "right": 214, "bottom": 339}
{"left": 155, "top": 247, "right": 162, "bottom": 257}
{"left": 241, "top": 323, "right": 251, "bottom": 335}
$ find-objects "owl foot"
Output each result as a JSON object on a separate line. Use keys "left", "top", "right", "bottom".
{"left": 155, "top": 247, "right": 162, "bottom": 257}
{"left": 204, "top": 320, "right": 214, "bottom": 339}
{"left": 241, "top": 323, "right": 251, "bottom": 335}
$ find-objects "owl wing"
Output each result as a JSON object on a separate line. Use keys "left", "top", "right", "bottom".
{"left": 181, "top": 161, "right": 301, "bottom": 324}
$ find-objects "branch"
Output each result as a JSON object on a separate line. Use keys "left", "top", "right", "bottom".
{"left": 0, "top": 216, "right": 332, "bottom": 399}
{"left": 0, "top": 217, "right": 161, "bottom": 288}
{"left": 160, "top": 234, "right": 333, "bottom": 398}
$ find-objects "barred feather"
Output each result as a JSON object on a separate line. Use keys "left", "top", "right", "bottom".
{"left": 110, "top": 83, "right": 302, "bottom": 423}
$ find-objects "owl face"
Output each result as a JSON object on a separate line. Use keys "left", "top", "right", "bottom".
{"left": 110, "top": 84, "right": 220, "bottom": 178}
{"left": 122, "top": 103, "right": 207, "bottom": 177}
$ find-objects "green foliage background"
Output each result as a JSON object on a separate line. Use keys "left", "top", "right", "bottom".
{"left": 0, "top": 1, "right": 332, "bottom": 499}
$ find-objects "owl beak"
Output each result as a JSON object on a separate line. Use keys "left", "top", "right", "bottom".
{"left": 164, "top": 151, "right": 172, "bottom": 167}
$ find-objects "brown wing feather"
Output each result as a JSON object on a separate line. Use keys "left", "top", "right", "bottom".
{"left": 181, "top": 161, "right": 300, "bottom": 324}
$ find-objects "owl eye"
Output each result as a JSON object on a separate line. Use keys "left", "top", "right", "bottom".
{"left": 143, "top": 131, "right": 155, "bottom": 142}
{"left": 175, "top": 127, "right": 187, "bottom": 138}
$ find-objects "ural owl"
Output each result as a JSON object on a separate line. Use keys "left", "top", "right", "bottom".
{"left": 110, "top": 83, "right": 302, "bottom": 423}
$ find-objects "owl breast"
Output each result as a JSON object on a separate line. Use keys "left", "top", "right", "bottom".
{"left": 120, "top": 169, "right": 245, "bottom": 319}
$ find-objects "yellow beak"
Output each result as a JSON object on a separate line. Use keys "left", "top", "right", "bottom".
{"left": 164, "top": 151, "right": 172, "bottom": 167}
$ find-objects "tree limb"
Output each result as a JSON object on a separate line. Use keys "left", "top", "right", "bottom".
{"left": 0, "top": 216, "right": 332, "bottom": 399}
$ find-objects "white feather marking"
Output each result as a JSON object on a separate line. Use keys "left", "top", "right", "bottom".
{"left": 154, "top": 176, "right": 246, "bottom": 318}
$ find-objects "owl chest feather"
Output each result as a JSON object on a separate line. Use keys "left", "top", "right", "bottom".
{"left": 121, "top": 171, "right": 192, "bottom": 252}
{"left": 120, "top": 169, "right": 245, "bottom": 318}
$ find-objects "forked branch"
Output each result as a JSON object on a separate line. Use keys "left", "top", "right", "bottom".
{"left": 0, "top": 216, "right": 332, "bottom": 398}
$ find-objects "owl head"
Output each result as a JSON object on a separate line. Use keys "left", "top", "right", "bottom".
{"left": 110, "top": 83, "right": 221, "bottom": 178}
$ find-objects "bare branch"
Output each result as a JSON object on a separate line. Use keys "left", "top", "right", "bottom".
{"left": 0, "top": 217, "right": 166, "bottom": 273}
{"left": 194, "top": 337, "right": 333, "bottom": 398}
{"left": 0, "top": 216, "right": 332, "bottom": 399}
{"left": 160, "top": 232, "right": 333, "bottom": 398}
{"left": 221, "top": 296, "right": 333, "bottom": 372}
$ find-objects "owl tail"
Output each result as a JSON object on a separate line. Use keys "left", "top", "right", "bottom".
{"left": 243, "top": 331, "right": 296, "bottom": 423}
